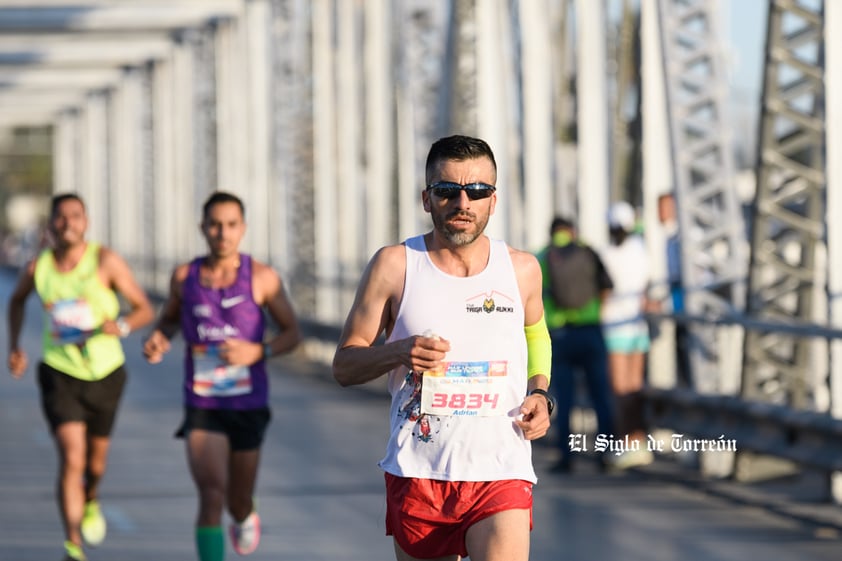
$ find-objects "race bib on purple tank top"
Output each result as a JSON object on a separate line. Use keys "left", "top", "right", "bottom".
{"left": 191, "top": 344, "right": 253, "bottom": 397}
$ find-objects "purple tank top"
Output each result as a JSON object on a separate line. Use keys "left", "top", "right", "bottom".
{"left": 180, "top": 254, "right": 268, "bottom": 409}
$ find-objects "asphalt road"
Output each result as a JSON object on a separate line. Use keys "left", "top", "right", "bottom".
{"left": 1, "top": 269, "right": 840, "bottom": 561}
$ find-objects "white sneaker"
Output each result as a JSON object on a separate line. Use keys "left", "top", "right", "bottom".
{"left": 229, "top": 511, "right": 261, "bottom": 555}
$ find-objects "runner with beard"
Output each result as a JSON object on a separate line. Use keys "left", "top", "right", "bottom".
{"left": 333, "top": 135, "right": 553, "bottom": 561}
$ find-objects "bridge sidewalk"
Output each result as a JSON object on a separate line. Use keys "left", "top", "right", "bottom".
{"left": 1, "top": 264, "right": 840, "bottom": 560}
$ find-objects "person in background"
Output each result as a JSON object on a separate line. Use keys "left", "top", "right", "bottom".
{"left": 7, "top": 192, "right": 154, "bottom": 561}
{"left": 657, "top": 192, "right": 692, "bottom": 387}
{"left": 333, "top": 135, "right": 553, "bottom": 561}
{"left": 537, "top": 216, "right": 615, "bottom": 473}
{"left": 600, "top": 201, "right": 654, "bottom": 469}
{"left": 143, "top": 191, "right": 301, "bottom": 561}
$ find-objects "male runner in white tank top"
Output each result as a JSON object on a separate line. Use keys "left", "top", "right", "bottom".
{"left": 333, "top": 135, "right": 553, "bottom": 561}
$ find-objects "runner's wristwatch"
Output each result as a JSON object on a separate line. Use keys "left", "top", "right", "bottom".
{"left": 528, "top": 388, "right": 556, "bottom": 416}
{"left": 116, "top": 318, "right": 131, "bottom": 338}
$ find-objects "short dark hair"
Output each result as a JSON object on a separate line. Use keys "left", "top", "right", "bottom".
{"left": 202, "top": 191, "right": 245, "bottom": 220}
{"left": 550, "top": 215, "right": 575, "bottom": 235}
{"left": 50, "top": 193, "right": 85, "bottom": 218}
{"left": 425, "top": 135, "right": 497, "bottom": 185}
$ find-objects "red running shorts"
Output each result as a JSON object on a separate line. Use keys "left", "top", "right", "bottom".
{"left": 384, "top": 473, "right": 533, "bottom": 559}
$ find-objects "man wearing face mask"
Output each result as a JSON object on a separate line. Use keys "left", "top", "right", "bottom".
{"left": 537, "top": 216, "right": 615, "bottom": 474}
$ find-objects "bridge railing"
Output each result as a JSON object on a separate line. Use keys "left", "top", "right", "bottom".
{"left": 294, "top": 307, "right": 842, "bottom": 478}
{"left": 644, "top": 311, "right": 842, "bottom": 480}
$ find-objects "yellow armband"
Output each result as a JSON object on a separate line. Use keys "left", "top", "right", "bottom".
{"left": 524, "top": 314, "right": 551, "bottom": 385}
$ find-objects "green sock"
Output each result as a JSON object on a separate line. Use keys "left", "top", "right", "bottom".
{"left": 195, "top": 526, "right": 225, "bottom": 561}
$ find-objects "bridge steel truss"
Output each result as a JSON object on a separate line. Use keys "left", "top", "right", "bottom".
{"left": 656, "top": 0, "right": 747, "bottom": 394}
{"left": 742, "top": 0, "right": 828, "bottom": 410}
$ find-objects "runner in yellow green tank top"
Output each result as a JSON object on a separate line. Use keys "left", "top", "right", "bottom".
{"left": 6, "top": 193, "right": 154, "bottom": 561}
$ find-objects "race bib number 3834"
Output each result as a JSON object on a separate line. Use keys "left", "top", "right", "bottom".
{"left": 421, "top": 361, "right": 508, "bottom": 417}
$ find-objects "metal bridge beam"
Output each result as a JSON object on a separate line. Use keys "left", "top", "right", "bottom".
{"left": 656, "top": 0, "right": 748, "bottom": 394}
{"left": 743, "top": 0, "right": 827, "bottom": 410}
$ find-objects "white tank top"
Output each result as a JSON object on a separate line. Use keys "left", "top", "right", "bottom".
{"left": 378, "top": 235, "right": 536, "bottom": 483}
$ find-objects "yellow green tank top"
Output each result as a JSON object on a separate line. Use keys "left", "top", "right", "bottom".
{"left": 34, "top": 242, "right": 125, "bottom": 380}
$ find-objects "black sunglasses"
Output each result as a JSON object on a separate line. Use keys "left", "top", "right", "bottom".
{"left": 426, "top": 181, "right": 497, "bottom": 200}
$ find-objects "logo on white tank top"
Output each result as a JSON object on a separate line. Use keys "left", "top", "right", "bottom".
{"left": 464, "top": 290, "right": 515, "bottom": 314}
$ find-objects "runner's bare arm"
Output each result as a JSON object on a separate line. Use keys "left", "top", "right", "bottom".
{"left": 333, "top": 245, "right": 449, "bottom": 387}
{"left": 221, "top": 260, "right": 302, "bottom": 367}
{"left": 511, "top": 248, "right": 546, "bottom": 335}
{"left": 254, "top": 261, "right": 301, "bottom": 360}
{"left": 143, "top": 264, "right": 188, "bottom": 364}
{"left": 98, "top": 246, "right": 154, "bottom": 337}
{"left": 510, "top": 247, "right": 551, "bottom": 440}
{"left": 6, "top": 259, "right": 36, "bottom": 378}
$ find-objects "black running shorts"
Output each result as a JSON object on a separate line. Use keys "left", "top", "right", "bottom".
{"left": 175, "top": 407, "right": 271, "bottom": 451}
{"left": 38, "top": 362, "right": 127, "bottom": 437}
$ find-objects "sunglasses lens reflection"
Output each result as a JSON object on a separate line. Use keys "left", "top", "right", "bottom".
{"left": 429, "top": 183, "right": 495, "bottom": 200}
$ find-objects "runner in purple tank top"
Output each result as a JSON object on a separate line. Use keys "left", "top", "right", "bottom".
{"left": 143, "top": 191, "right": 301, "bottom": 560}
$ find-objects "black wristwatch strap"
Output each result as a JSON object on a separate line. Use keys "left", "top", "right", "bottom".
{"left": 528, "top": 388, "right": 555, "bottom": 416}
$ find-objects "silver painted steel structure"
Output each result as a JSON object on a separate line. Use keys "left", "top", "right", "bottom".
{"left": 0, "top": 0, "right": 574, "bottom": 326}
{"left": 743, "top": 0, "right": 828, "bottom": 410}
{"left": 5, "top": 1, "right": 842, "bottom": 496}
{"left": 656, "top": 0, "right": 747, "bottom": 393}
{"left": 642, "top": 0, "right": 679, "bottom": 390}
{"left": 826, "top": 0, "right": 842, "bottom": 501}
